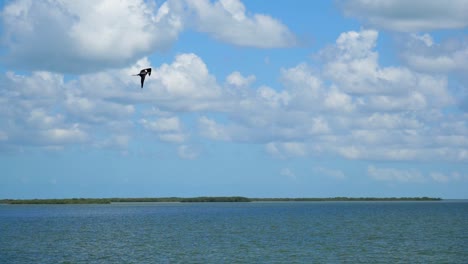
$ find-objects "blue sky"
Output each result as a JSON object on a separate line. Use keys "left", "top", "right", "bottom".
{"left": 1, "top": 0, "right": 467, "bottom": 199}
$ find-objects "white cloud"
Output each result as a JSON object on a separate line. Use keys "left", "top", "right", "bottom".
{"left": 95, "top": 135, "right": 130, "bottom": 150}
{"left": 226, "top": 71, "right": 256, "bottom": 88}
{"left": 140, "top": 117, "right": 187, "bottom": 143}
{"left": 368, "top": 165, "right": 425, "bottom": 183}
{"left": 338, "top": 146, "right": 362, "bottom": 160}
{"left": 26, "top": 109, "right": 64, "bottom": 130}
{"left": 265, "top": 142, "right": 307, "bottom": 159}
{"left": 3, "top": 71, "right": 64, "bottom": 103}
{"left": 399, "top": 33, "right": 468, "bottom": 75}
{"left": 257, "top": 86, "right": 290, "bottom": 108}
{"left": 1, "top": 0, "right": 183, "bottom": 73}
{"left": 338, "top": 0, "right": 468, "bottom": 32}
{"left": 151, "top": 53, "right": 221, "bottom": 101}
{"left": 309, "top": 117, "right": 330, "bottom": 135}
{"left": 140, "top": 117, "right": 182, "bottom": 133}
{"left": 364, "top": 113, "right": 422, "bottom": 130}
{"left": 198, "top": 116, "right": 231, "bottom": 141}
{"left": 185, "top": 0, "right": 296, "bottom": 48}
{"left": 65, "top": 96, "right": 135, "bottom": 123}
{"left": 280, "top": 63, "right": 323, "bottom": 111}
{"left": 70, "top": 53, "right": 226, "bottom": 112}
{"left": 281, "top": 142, "right": 307, "bottom": 157}
{"left": 324, "top": 88, "right": 355, "bottom": 112}
{"left": 0, "top": 25, "right": 466, "bottom": 163}
{"left": 184, "top": 29, "right": 465, "bottom": 162}
{"left": 1, "top": 0, "right": 296, "bottom": 73}
{"left": 0, "top": 70, "right": 92, "bottom": 148}
{"left": 321, "top": 30, "right": 453, "bottom": 110}
{"left": 411, "top": 34, "right": 434, "bottom": 47}
{"left": 39, "top": 125, "right": 88, "bottom": 145}
{"left": 0, "top": 53, "right": 224, "bottom": 151}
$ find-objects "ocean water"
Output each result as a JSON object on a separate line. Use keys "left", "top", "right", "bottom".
{"left": 1, "top": 201, "right": 467, "bottom": 263}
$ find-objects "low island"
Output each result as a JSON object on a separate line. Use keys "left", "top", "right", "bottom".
{"left": 0, "top": 196, "right": 442, "bottom": 204}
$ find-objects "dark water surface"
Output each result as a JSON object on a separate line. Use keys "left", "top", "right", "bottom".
{"left": 1, "top": 201, "right": 467, "bottom": 263}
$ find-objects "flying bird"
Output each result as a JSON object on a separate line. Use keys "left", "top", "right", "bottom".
{"left": 133, "top": 68, "right": 152, "bottom": 88}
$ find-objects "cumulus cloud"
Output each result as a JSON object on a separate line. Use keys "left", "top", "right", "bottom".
{"left": 265, "top": 142, "right": 307, "bottom": 159}
{"left": 185, "top": 0, "right": 296, "bottom": 48}
{"left": 0, "top": 26, "right": 466, "bottom": 163}
{"left": 142, "top": 116, "right": 182, "bottom": 133}
{"left": 198, "top": 116, "right": 231, "bottom": 141}
{"left": 65, "top": 97, "right": 135, "bottom": 124}
{"left": 399, "top": 34, "right": 468, "bottom": 74}
{"left": 257, "top": 86, "right": 291, "bottom": 108}
{"left": 0, "top": 0, "right": 296, "bottom": 73}
{"left": 1, "top": 52, "right": 249, "bottom": 151}
{"left": 68, "top": 53, "right": 226, "bottom": 112}
{"left": 150, "top": 53, "right": 222, "bottom": 105}
{"left": 39, "top": 125, "right": 88, "bottom": 145}
{"left": 338, "top": 0, "right": 468, "bottom": 32}
{"left": 320, "top": 30, "right": 453, "bottom": 109}
{"left": 279, "top": 63, "right": 324, "bottom": 111}
{"left": 1, "top": 0, "right": 183, "bottom": 73}
{"left": 226, "top": 71, "right": 256, "bottom": 89}
{"left": 140, "top": 116, "right": 188, "bottom": 143}
{"left": 0, "top": 71, "right": 90, "bottom": 149}
{"left": 190, "top": 29, "right": 465, "bottom": 162}
{"left": 95, "top": 135, "right": 130, "bottom": 151}
{"left": 397, "top": 33, "right": 468, "bottom": 113}
{"left": 0, "top": 52, "right": 231, "bottom": 151}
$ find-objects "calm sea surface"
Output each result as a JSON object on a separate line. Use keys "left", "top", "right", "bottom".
{"left": 1, "top": 201, "right": 467, "bottom": 263}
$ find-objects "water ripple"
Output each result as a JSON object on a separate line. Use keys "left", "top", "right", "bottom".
{"left": 1, "top": 201, "right": 467, "bottom": 263}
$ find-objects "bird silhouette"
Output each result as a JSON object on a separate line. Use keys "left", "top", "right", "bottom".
{"left": 133, "top": 68, "right": 152, "bottom": 88}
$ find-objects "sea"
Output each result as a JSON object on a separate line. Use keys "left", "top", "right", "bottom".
{"left": 1, "top": 201, "right": 467, "bottom": 263}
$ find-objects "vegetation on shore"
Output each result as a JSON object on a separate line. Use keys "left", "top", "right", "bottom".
{"left": 180, "top": 196, "right": 251, "bottom": 202}
{"left": 0, "top": 196, "right": 441, "bottom": 204}
{"left": 0, "top": 198, "right": 112, "bottom": 204}
{"left": 250, "top": 197, "right": 442, "bottom": 202}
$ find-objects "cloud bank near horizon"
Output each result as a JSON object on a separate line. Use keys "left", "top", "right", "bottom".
{"left": 1, "top": 28, "right": 466, "bottom": 163}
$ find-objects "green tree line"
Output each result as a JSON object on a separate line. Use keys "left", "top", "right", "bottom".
{"left": 0, "top": 196, "right": 441, "bottom": 204}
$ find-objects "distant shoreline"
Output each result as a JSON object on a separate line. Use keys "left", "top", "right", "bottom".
{"left": 0, "top": 196, "right": 442, "bottom": 204}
